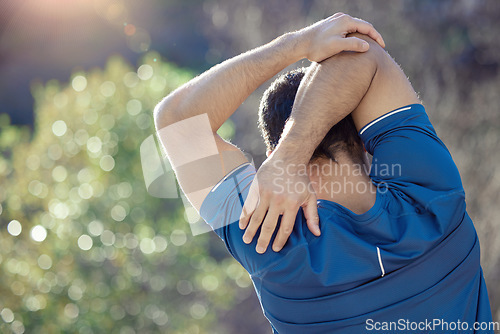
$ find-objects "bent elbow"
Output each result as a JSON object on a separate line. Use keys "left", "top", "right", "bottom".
{"left": 153, "top": 94, "right": 182, "bottom": 131}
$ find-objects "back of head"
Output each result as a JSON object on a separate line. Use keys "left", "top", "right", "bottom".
{"left": 258, "top": 67, "right": 364, "bottom": 164}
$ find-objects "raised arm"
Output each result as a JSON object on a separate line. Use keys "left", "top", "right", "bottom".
{"left": 154, "top": 14, "right": 385, "bottom": 211}
{"left": 241, "top": 33, "right": 420, "bottom": 253}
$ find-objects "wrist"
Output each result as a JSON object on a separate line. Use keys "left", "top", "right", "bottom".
{"left": 270, "top": 140, "right": 313, "bottom": 167}
{"left": 277, "top": 31, "right": 308, "bottom": 63}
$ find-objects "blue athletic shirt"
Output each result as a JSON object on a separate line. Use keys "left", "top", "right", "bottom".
{"left": 200, "top": 104, "right": 493, "bottom": 333}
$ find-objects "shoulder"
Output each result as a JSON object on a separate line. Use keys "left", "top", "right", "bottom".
{"left": 349, "top": 35, "right": 421, "bottom": 131}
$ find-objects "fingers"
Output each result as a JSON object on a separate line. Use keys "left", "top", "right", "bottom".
{"left": 255, "top": 207, "right": 281, "bottom": 254}
{"left": 351, "top": 17, "right": 385, "bottom": 48}
{"left": 333, "top": 13, "right": 385, "bottom": 48}
{"left": 337, "top": 37, "right": 370, "bottom": 53}
{"left": 345, "top": 16, "right": 386, "bottom": 48}
{"left": 239, "top": 178, "right": 260, "bottom": 229}
{"left": 272, "top": 210, "right": 297, "bottom": 252}
{"left": 242, "top": 193, "right": 270, "bottom": 244}
{"left": 303, "top": 193, "right": 320, "bottom": 236}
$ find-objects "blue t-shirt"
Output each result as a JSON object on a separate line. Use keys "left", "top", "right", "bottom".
{"left": 200, "top": 104, "right": 493, "bottom": 333}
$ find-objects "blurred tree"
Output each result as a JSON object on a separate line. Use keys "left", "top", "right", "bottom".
{"left": 0, "top": 53, "right": 255, "bottom": 334}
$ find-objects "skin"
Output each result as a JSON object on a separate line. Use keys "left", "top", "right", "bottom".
{"left": 155, "top": 13, "right": 400, "bottom": 255}
{"left": 241, "top": 33, "right": 420, "bottom": 253}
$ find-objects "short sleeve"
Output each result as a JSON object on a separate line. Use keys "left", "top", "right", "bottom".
{"left": 199, "top": 163, "right": 289, "bottom": 275}
{"left": 359, "top": 104, "right": 463, "bottom": 204}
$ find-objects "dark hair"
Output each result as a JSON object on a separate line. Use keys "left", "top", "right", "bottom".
{"left": 258, "top": 67, "right": 364, "bottom": 163}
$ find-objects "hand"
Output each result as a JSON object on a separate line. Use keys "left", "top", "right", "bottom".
{"left": 297, "top": 12, "right": 385, "bottom": 62}
{"left": 239, "top": 155, "right": 320, "bottom": 254}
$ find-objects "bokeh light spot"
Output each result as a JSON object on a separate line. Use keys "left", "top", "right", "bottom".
{"left": 100, "top": 81, "right": 116, "bottom": 97}
{"left": 53, "top": 92, "right": 68, "bottom": 109}
{"left": 37, "top": 254, "right": 53, "bottom": 270}
{"left": 0, "top": 308, "right": 14, "bottom": 323}
{"left": 124, "top": 24, "right": 136, "bottom": 36}
{"left": 117, "top": 182, "right": 133, "bottom": 198}
{"left": 190, "top": 303, "right": 207, "bottom": 319}
{"left": 100, "top": 230, "right": 116, "bottom": 246}
{"left": 149, "top": 275, "right": 167, "bottom": 292}
{"left": 7, "top": 220, "right": 22, "bottom": 236}
{"left": 111, "top": 204, "right": 127, "bottom": 222}
{"left": 78, "top": 234, "right": 93, "bottom": 251}
{"left": 11, "top": 320, "right": 24, "bottom": 334}
{"left": 48, "top": 144, "right": 63, "bottom": 161}
{"left": 126, "top": 99, "right": 142, "bottom": 115}
{"left": 87, "top": 220, "right": 103, "bottom": 236}
{"left": 100, "top": 155, "right": 115, "bottom": 172}
{"left": 202, "top": 275, "right": 219, "bottom": 291}
{"left": 87, "top": 137, "right": 102, "bottom": 154}
{"left": 74, "top": 129, "right": 90, "bottom": 145}
{"left": 123, "top": 72, "right": 139, "bottom": 87}
{"left": 31, "top": 225, "right": 47, "bottom": 242}
{"left": 126, "top": 262, "right": 142, "bottom": 276}
{"left": 68, "top": 285, "right": 83, "bottom": 301}
{"left": 64, "top": 303, "right": 79, "bottom": 319}
{"left": 150, "top": 76, "right": 167, "bottom": 92}
{"left": 170, "top": 230, "right": 187, "bottom": 246}
{"left": 212, "top": 9, "right": 228, "bottom": 28}
{"left": 139, "top": 237, "right": 155, "bottom": 254}
{"left": 72, "top": 76, "right": 87, "bottom": 92}
{"left": 78, "top": 183, "right": 94, "bottom": 200}
{"left": 176, "top": 280, "right": 193, "bottom": 295}
{"left": 52, "top": 120, "right": 67, "bottom": 137}
{"left": 26, "top": 155, "right": 40, "bottom": 171}
{"left": 28, "top": 180, "right": 48, "bottom": 198}
{"left": 153, "top": 235, "right": 168, "bottom": 252}
{"left": 52, "top": 165, "right": 68, "bottom": 182}
{"left": 11, "top": 281, "right": 25, "bottom": 296}
{"left": 153, "top": 311, "right": 169, "bottom": 326}
{"left": 137, "top": 64, "right": 153, "bottom": 80}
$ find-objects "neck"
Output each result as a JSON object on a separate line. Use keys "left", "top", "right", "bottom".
{"left": 308, "top": 155, "right": 376, "bottom": 214}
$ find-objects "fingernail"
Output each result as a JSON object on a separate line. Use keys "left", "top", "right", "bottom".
{"left": 243, "top": 236, "right": 250, "bottom": 244}
{"left": 362, "top": 41, "right": 369, "bottom": 50}
{"left": 256, "top": 246, "right": 265, "bottom": 254}
{"left": 272, "top": 246, "right": 281, "bottom": 252}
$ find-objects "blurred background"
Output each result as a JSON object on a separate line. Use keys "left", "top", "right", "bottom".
{"left": 0, "top": 0, "right": 499, "bottom": 333}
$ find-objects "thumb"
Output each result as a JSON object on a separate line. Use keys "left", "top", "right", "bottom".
{"left": 338, "top": 37, "right": 370, "bottom": 53}
{"left": 302, "top": 192, "right": 320, "bottom": 236}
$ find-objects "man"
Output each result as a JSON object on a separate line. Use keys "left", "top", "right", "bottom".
{"left": 154, "top": 13, "right": 493, "bottom": 333}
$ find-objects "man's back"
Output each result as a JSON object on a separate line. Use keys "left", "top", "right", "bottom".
{"left": 200, "top": 37, "right": 494, "bottom": 332}
{"left": 201, "top": 104, "right": 493, "bottom": 333}
{"left": 155, "top": 14, "right": 493, "bottom": 333}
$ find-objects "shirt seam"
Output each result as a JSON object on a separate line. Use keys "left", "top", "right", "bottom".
{"left": 424, "top": 188, "right": 465, "bottom": 211}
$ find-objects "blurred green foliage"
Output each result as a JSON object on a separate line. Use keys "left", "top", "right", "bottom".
{"left": 0, "top": 53, "right": 252, "bottom": 334}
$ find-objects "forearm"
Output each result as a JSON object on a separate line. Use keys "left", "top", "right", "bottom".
{"left": 271, "top": 44, "right": 378, "bottom": 164}
{"left": 154, "top": 32, "right": 305, "bottom": 131}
